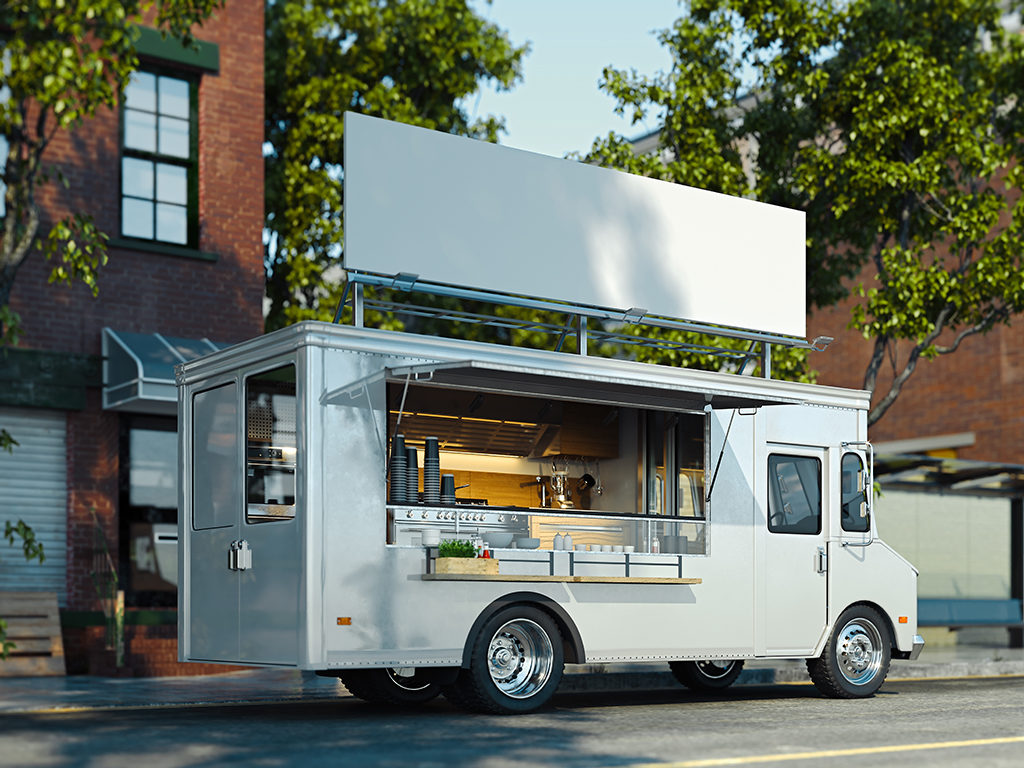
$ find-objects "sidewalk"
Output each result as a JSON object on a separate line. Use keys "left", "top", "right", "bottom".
{"left": 2, "top": 644, "right": 1022, "bottom": 714}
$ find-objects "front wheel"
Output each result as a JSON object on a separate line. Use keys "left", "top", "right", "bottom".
{"left": 807, "top": 605, "right": 892, "bottom": 698}
{"left": 444, "top": 606, "right": 564, "bottom": 714}
{"left": 339, "top": 667, "right": 442, "bottom": 706}
{"left": 669, "top": 659, "right": 744, "bottom": 692}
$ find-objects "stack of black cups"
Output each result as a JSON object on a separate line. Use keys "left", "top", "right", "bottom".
{"left": 406, "top": 446, "right": 419, "bottom": 503}
{"left": 389, "top": 434, "right": 407, "bottom": 504}
{"left": 423, "top": 437, "right": 441, "bottom": 505}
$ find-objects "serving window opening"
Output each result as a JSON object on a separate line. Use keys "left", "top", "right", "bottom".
{"left": 385, "top": 380, "right": 708, "bottom": 554}
{"left": 246, "top": 365, "right": 297, "bottom": 523}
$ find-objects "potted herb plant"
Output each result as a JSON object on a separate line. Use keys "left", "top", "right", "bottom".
{"left": 434, "top": 538, "right": 499, "bottom": 575}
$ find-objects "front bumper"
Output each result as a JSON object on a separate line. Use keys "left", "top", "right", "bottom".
{"left": 908, "top": 634, "right": 925, "bottom": 661}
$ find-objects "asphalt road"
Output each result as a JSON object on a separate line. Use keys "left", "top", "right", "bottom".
{"left": 1, "top": 677, "right": 1022, "bottom": 768}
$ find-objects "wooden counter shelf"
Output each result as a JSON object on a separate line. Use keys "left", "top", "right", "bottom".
{"left": 421, "top": 574, "right": 702, "bottom": 584}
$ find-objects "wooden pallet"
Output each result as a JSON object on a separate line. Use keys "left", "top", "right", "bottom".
{"left": 0, "top": 591, "right": 66, "bottom": 677}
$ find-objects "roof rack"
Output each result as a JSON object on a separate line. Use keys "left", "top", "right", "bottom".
{"left": 334, "top": 270, "right": 832, "bottom": 379}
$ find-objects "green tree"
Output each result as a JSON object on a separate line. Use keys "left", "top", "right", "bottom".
{"left": 585, "top": 0, "right": 1024, "bottom": 422}
{"left": 0, "top": 0, "right": 223, "bottom": 657}
{"left": 263, "top": 0, "right": 528, "bottom": 329}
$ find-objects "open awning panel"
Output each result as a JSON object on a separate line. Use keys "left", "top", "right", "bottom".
{"left": 103, "top": 328, "right": 228, "bottom": 415}
{"left": 387, "top": 360, "right": 804, "bottom": 413}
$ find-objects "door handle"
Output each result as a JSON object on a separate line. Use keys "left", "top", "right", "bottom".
{"left": 228, "top": 540, "right": 253, "bottom": 571}
{"left": 816, "top": 546, "right": 827, "bottom": 574}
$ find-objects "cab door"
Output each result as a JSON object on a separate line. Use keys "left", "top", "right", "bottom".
{"left": 761, "top": 445, "right": 828, "bottom": 655}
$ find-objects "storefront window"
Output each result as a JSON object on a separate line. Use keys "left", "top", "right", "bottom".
{"left": 119, "top": 416, "right": 179, "bottom": 607}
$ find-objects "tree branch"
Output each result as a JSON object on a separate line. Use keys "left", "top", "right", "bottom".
{"left": 868, "top": 305, "right": 953, "bottom": 425}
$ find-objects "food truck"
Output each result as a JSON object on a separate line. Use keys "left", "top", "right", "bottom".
{"left": 176, "top": 114, "right": 922, "bottom": 714}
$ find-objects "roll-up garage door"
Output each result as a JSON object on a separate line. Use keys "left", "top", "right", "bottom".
{"left": 0, "top": 408, "right": 67, "bottom": 605}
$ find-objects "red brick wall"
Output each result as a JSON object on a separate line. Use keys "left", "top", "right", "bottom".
{"left": 10, "top": 0, "right": 266, "bottom": 354}
{"left": 64, "top": 390, "right": 120, "bottom": 611}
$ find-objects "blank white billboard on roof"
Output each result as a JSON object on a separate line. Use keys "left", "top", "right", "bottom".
{"left": 343, "top": 112, "right": 806, "bottom": 338}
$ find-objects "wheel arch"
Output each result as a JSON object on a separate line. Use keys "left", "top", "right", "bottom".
{"left": 834, "top": 600, "right": 898, "bottom": 649}
{"left": 460, "top": 592, "right": 586, "bottom": 668}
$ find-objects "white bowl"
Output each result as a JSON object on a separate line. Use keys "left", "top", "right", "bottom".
{"left": 483, "top": 533, "right": 514, "bottom": 548}
{"left": 514, "top": 537, "right": 540, "bottom": 550}
{"left": 612, "top": 545, "right": 624, "bottom": 553}
{"left": 624, "top": 545, "right": 635, "bottom": 553}
{"left": 574, "top": 544, "right": 588, "bottom": 551}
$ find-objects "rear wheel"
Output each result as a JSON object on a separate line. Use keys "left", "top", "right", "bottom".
{"left": 444, "top": 606, "right": 564, "bottom": 714}
{"left": 807, "top": 605, "right": 891, "bottom": 698}
{"left": 339, "top": 667, "right": 442, "bottom": 706}
{"left": 669, "top": 659, "right": 744, "bottom": 692}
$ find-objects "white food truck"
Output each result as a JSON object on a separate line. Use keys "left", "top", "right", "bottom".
{"left": 176, "top": 114, "right": 922, "bottom": 714}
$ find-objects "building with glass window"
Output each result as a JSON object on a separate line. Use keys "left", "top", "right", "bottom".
{"left": 0, "top": 2, "right": 265, "bottom": 676}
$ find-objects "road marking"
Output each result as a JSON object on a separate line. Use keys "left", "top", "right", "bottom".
{"left": 627, "top": 736, "right": 1024, "bottom": 768}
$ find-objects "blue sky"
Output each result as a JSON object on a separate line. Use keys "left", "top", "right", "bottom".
{"left": 467, "top": 0, "right": 682, "bottom": 158}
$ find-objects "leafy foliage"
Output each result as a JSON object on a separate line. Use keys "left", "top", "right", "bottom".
{"left": 438, "top": 538, "right": 477, "bottom": 558}
{"left": 584, "top": 0, "right": 1024, "bottom": 420}
{"left": 263, "top": 0, "right": 528, "bottom": 329}
{"left": 4, "top": 519, "right": 45, "bottom": 565}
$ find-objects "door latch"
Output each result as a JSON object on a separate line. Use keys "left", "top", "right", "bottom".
{"left": 228, "top": 540, "right": 253, "bottom": 571}
{"left": 816, "top": 546, "right": 827, "bottom": 574}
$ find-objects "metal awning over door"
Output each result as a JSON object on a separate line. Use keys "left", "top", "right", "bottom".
{"left": 103, "top": 328, "right": 227, "bottom": 415}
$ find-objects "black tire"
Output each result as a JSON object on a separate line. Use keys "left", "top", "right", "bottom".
{"left": 443, "top": 605, "right": 564, "bottom": 714}
{"left": 807, "top": 605, "right": 892, "bottom": 698}
{"left": 669, "top": 659, "right": 744, "bottom": 692}
{"left": 339, "top": 667, "right": 442, "bottom": 706}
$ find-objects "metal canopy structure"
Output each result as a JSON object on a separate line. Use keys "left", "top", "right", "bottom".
{"left": 335, "top": 272, "right": 834, "bottom": 380}
{"left": 875, "top": 454, "right": 1024, "bottom": 497}
{"left": 103, "top": 328, "right": 227, "bottom": 415}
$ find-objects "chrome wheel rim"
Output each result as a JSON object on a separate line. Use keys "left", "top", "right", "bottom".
{"left": 695, "top": 660, "right": 737, "bottom": 679}
{"left": 836, "top": 618, "right": 883, "bottom": 686}
{"left": 487, "top": 619, "right": 554, "bottom": 699}
{"left": 386, "top": 667, "right": 432, "bottom": 692}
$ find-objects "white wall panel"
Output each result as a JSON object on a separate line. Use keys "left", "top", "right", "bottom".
{"left": 0, "top": 408, "right": 67, "bottom": 604}
{"left": 344, "top": 112, "right": 806, "bottom": 338}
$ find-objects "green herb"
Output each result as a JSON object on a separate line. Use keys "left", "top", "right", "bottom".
{"left": 438, "top": 539, "right": 476, "bottom": 558}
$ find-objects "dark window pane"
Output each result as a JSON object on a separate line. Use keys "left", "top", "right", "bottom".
{"left": 129, "top": 428, "right": 178, "bottom": 508}
{"left": 768, "top": 454, "right": 821, "bottom": 534}
{"left": 841, "top": 453, "right": 870, "bottom": 533}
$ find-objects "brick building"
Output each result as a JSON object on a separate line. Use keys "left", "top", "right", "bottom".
{"left": 0, "top": 0, "right": 265, "bottom": 675}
